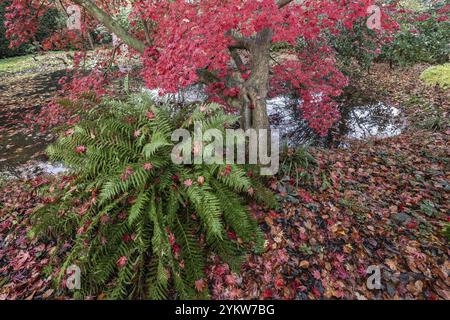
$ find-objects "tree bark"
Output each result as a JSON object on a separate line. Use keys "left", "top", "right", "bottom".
{"left": 277, "top": 0, "right": 295, "bottom": 8}
{"left": 243, "top": 29, "right": 272, "bottom": 131}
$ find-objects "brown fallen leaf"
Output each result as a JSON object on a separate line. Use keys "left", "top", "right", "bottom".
{"left": 299, "top": 260, "right": 310, "bottom": 269}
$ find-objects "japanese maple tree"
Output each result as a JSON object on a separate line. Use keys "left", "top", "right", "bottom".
{"left": 4, "top": 0, "right": 394, "bottom": 135}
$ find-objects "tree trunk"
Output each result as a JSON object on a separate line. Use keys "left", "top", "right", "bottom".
{"left": 240, "top": 29, "right": 272, "bottom": 131}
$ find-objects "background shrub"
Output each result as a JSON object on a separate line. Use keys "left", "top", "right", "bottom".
{"left": 0, "top": 1, "right": 64, "bottom": 58}
{"left": 381, "top": 2, "right": 449, "bottom": 65}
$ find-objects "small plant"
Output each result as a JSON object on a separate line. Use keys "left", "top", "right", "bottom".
{"left": 419, "top": 115, "right": 448, "bottom": 131}
{"left": 0, "top": 174, "right": 7, "bottom": 189}
{"left": 279, "top": 147, "right": 316, "bottom": 187}
{"left": 32, "top": 94, "right": 276, "bottom": 299}
{"left": 443, "top": 223, "right": 450, "bottom": 241}
{"left": 420, "top": 64, "right": 450, "bottom": 89}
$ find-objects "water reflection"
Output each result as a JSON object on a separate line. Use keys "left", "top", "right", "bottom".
{"left": 144, "top": 85, "right": 208, "bottom": 105}
{"left": 267, "top": 95, "right": 405, "bottom": 147}
{"left": 342, "top": 102, "right": 403, "bottom": 140}
{"left": 267, "top": 95, "right": 318, "bottom": 146}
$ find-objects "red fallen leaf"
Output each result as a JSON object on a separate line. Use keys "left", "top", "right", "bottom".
{"left": 172, "top": 244, "right": 181, "bottom": 258}
{"left": 335, "top": 161, "right": 345, "bottom": 168}
{"left": 146, "top": 111, "right": 155, "bottom": 120}
{"left": 227, "top": 231, "right": 237, "bottom": 240}
{"left": 168, "top": 231, "right": 176, "bottom": 246}
{"left": 220, "top": 165, "right": 232, "bottom": 177}
{"left": 225, "top": 274, "right": 237, "bottom": 286}
{"left": 335, "top": 253, "right": 345, "bottom": 263}
{"left": 197, "top": 176, "right": 205, "bottom": 185}
{"left": 122, "top": 234, "right": 132, "bottom": 242}
{"left": 312, "top": 287, "right": 321, "bottom": 298}
{"left": 297, "top": 188, "right": 313, "bottom": 203}
{"left": 231, "top": 288, "right": 245, "bottom": 299}
{"left": 262, "top": 289, "right": 273, "bottom": 299}
{"left": 0, "top": 220, "right": 12, "bottom": 231}
{"left": 116, "top": 256, "right": 128, "bottom": 268}
{"left": 274, "top": 276, "right": 285, "bottom": 289}
{"left": 118, "top": 211, "right": 127, "bottom": 220}
{"left": 299, "top": 231, "right": 308, "bottom": 241}
{"left": 269, "top": 210, "right": 279, "bottom": 218}
{"left": 195, "top": 279, "right": 207, "bottom": 293}
{"left": 407, "top": 220, "right": 418, "bottom": 229}
{"left": 15, "top": 251, "right": 30, "bottom": 268}
{"left": 299, "top": 260, "right": 310, "bottom": 269}
{"left": 312, "top": 270, "right": 321, "bottom": 280}
{"left": 100, "top": 214, "right": 110, "bottom": 224}
{"left": 333, "top": 290, "right": 345, "bottom": 299}
{"left": 75, "top": 145, "right": 87, "bottom": 154}
{"left": 143, "top": 163, "right": 153, "bottom": 171}
{"left": 270, "top": 180, "right": 278, "bottom": 190}
{"left": 212, "top": 264, "right": 228, "bottom": 277}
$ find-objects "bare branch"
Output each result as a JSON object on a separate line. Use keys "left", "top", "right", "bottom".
{"left": 73, "top": 0, "right": 146, "bottom": 53}
{"left": 277, "top": 0, "right": 295, "bottom": 8}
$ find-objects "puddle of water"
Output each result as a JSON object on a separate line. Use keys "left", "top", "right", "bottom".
{"left": 267, "top": 95, "right": 318, "bottom": 146}
{"left": 342, "top": 102, "right": 404, "bottom": 140}
{"left": 0, "top": 117, "right": 68, "bottom": 178}
{"left": 0, "top": 161, "right": 67, "bottom": 180}
{"left": 267, "top": 95, "right": 406, "bottom": 147}
{"left": 142, "top": 86, "right": 405, "bottom": 147}
{"left": 143, "top": 84, "right": 208, "bottom": 105}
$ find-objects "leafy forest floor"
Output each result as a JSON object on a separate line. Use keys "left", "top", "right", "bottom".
{"left": 0, "top": 62, "right": 449, "bottom": 299}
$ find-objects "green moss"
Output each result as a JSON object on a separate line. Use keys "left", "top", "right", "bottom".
{"left": 420, "top": 64, "right": 450, "bottom": 89}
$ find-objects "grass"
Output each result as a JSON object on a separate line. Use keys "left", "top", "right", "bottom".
{"left": 0, "top": 51, "right": 69, "bottom": 74}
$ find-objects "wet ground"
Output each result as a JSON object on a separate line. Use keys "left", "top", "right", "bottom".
{"left": 0, "top": 55, "right": 69, "bottom": 178}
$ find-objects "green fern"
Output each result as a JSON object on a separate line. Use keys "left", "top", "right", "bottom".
{"left": 32, "top": 94, "right": 276, "bottom": 299}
